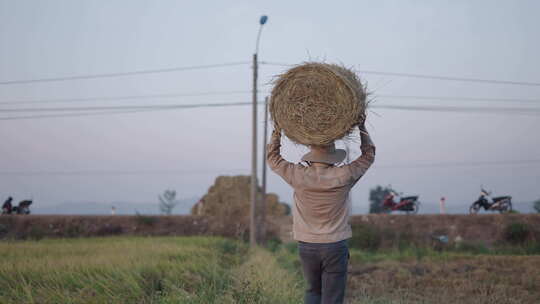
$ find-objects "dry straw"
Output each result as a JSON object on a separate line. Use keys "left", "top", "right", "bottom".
{"left": 270, "top": 62, "right": 367, "bottom": 146}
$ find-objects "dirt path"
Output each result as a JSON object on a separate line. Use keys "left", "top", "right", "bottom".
{"left": 222, "top": 247, "right": 303, "bottom": 303}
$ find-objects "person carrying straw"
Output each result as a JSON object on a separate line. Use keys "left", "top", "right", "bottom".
{"left": 267, "top": 118, "right": 375, "bottom": 304}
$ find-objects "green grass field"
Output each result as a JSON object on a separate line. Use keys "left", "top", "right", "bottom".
{"left": 1, "top": 237, "right": 539, "bottom": 303}
{"left": 0, "top": 236, "right": 302, "bottom": 304}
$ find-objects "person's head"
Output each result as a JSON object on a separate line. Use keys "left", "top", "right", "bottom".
{"left": 301, "top": 142, "right": 346, "bottom": 165}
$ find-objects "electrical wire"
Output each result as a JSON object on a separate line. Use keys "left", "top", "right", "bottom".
{"left": 2, "top": 92, "right": 539, "bottom": 106}
{"left": 2, "top": 60, "right": 539, "bottom": 86}
{"left": 261, "top": 61, "right": 540, "bottom": 87}
{"left": 375, "top": 159, "right": 540, "bottom": 169}
{"left": 372, "top": 105, "right": 540, "bottom": 115}
{"left": 0, "top": 168, "right": 249, "bottom": 176}
{"left": 3, "top": 103, "right": 540, "bottom": 114}
{"left": 2, "top": 102, "right": 540, "bottom": 121}
{"left": 1, "top": 159, "right": 538, "bottom": 176}
{"left": 0, "top": 62, "right": 250, "bottom": 85}
{"left": 0, "top": 102, "right": 256, "bottom": 121}
{"left": 376, "top": 94, "right": 540, "bottom": 104}
{"left": 0, "top": 108, "right": 173, "bottom": 121}
{"left": 0, "top": 102, "right": 254, "bottom": 113}
{"left": 0, "top": 90, "right": 254, "bottom": 105}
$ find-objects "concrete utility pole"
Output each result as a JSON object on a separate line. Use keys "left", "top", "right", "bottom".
{"left": 260, "top": 96, "right": 269, "bottom": 243}
{"left": 250, "top": 15, "right": 268, "bottom": 247}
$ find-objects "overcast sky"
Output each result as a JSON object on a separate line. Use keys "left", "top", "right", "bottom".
{"left": 1, "top": 0, "right": 539, "bottom": 213}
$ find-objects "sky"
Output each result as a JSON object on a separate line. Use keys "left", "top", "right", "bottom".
{"left": 0, "top": 0, "right": 539, "bottom": 214}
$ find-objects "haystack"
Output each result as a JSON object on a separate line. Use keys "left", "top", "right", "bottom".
{"left": 270, "top": 62, "right": 367, "bottom": 146}
{"left": 191, "top": 175, "right": 290, "bottom": 218}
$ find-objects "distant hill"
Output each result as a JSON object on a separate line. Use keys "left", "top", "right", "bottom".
{"left": 32, "top": 197, "right": 199, "bottom": 215}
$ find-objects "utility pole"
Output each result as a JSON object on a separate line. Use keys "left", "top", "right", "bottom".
{"left": 260, "top": 96, "right": 269, "bottom": 243}
{"left": 250, "top": 52, "right": 258, "bottom": 247}
{"left": 250, "top": 15, "right": 268, "bottom": 247}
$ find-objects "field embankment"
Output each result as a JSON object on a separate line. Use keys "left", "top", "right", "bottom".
{"left": 0, "top": 214, "right": 253, "bottom": 240}
{"left": 1, "top": 214, "right": 539, "bottom": 249}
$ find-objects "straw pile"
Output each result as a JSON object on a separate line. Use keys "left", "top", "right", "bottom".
{"left": 190, "top": 175, "right": 289, "bottom": 218}
{"left": 270, "top": 62, "right": 367, "bottom": 146}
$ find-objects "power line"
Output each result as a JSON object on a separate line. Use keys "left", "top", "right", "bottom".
{"left": 375, "top": 159, "right": 540, "bottom": 169}
{"left": 373, "top": 104, "right": 540, "bottom": 115}
{"left": 3, "top": 91, "right": 539, "bottom": 106}
{"left": 3, "top": 60, "right": 539, "bottom": 87}
{"left": 0, "top": 90, "right": 254, "bottom": 105}
{"left": 1, "top": 103, "right": 539, "bottom": 114}
{"left": 0, "top": 101, "right": 255, "bottom": 113}
{"left": 0, "top": 168, "right": 248, "bottom": 176}
{"left": 2, "top": 103, "right": 540, "bottom": 114}
{"left": 261, "top": 61, "right": 540, "bottom": 87}
{"left": 0, "top": 108, "right": 172, "bottom": 121}
{"left": 0, "top": 62, "right": 250, "bottom": 85}
{"left": 377, "top": 94, "right": 540, "bottom": 104}
{"left": 0, "top": 102, "right": 256, "bottom": 121}
{"left": 1, "top": 159, "right": 538, "bottom": 176}
{"left": 2, "top": 102, "right": 540, "bottom": 121}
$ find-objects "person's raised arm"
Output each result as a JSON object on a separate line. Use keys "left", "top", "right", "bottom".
{"left": 266, "top": 126, "right": 295, "bottom": 186}
{"left": 348, "top": 120, "right": 376, "bottom": 183}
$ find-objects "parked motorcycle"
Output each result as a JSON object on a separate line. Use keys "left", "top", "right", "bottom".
{"left": 469, "top": 188, "right": 512, "bottom": 214}
{"left": 11, "top": 200, "right": 33, "bottom": 215}
{"left": 382, "top": 191, "right": 420, "bottom": 214}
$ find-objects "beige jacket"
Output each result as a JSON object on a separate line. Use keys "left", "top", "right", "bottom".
{"left": 267, "top": 128, "right": 375, "bottom": 243}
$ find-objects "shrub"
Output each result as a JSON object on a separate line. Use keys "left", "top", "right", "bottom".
{"left": 350, "top": 224, "right": 381, "bottom": 251}
{"left": 135, "top": 213, "right": 159, "bottom": 226}
{"left": 453, "top": 241, "right": 490, "bottom": 254}
{"left": 523, "top": 241, "right": 540, "bottom": 254}
{"left": 0, "top": 217, "right": 14, "bottom": 238}
{"left": 503, "top": 222, "right": 530, "bottom": 244}
{"left": 534, "top": 199, "right": 540, "bottom": 213}
{"left": 65, "top": 224, "right": 82, "bottom": 237}
{"left": 27, "top": 225, "right": 46, "bottom": 240}
{"left": 265, "top": 238, "right": 282, "bottom": 253}
{"left": 284, "top": 242, "right": 298, "bottom": 255}
{"left": 217, "top": 239, "right": 240, "bottom": 255}
{"left": 0, "top": 223, "right": 9, "bottom": 236}
{"left": 96, "top": 224, "right": 123, "bottom": 236}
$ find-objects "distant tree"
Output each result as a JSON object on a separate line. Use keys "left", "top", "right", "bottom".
{"left": 158, "top": 189, "right": 179, "bottom": 215}
{"left": 534, "top": 199, "right": 540, "bottom": 213}
{"left": 369, "top": 185, "right": 392, "bottom": 214}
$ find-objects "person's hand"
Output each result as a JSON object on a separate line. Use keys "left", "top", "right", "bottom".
{"left": 273, "top": 126, "right": 281, "bottom": 138}
{"left": 274, "top": 123, "right": 282, "bottom": 134}
{"left": 358, "top": 117, "right": 366, "bottom": 130}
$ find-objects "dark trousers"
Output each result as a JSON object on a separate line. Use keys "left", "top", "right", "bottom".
{"left": 298, "top": 240, "right": 349, "bottom": 304}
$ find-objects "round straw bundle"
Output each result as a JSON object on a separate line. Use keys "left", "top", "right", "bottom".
{"left": 270, "top": 62, "right": 367, "bottom": 146}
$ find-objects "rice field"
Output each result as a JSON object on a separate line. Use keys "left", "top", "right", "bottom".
{"left": 0, "top": 236, "right": 301, "bottom": 304}
{"left": 1, "top": 237, "right": 539, "bottom": 303}
{"left": 346, "top": 249, "right": 540, "bottom": 304}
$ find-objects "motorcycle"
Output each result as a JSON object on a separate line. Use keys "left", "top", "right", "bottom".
{"left": 469, "top": 188, "right": 512, "bottom": 214}
{"left": 11, "top": 200, "right": 33, "bottom": 215}
{"left": 382, "top": 191, "right": 420, "bottom": 214}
